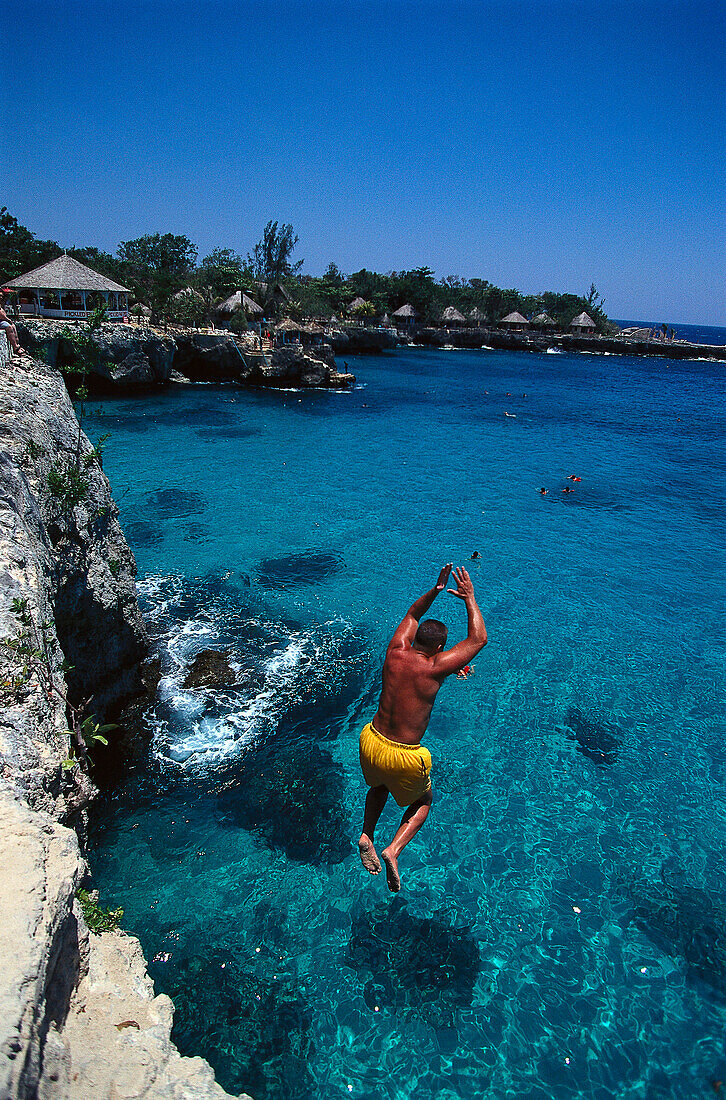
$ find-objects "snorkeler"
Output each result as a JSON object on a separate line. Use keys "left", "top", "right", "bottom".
{"left": 358, "top": 565, "right": 487, "bottom": 892}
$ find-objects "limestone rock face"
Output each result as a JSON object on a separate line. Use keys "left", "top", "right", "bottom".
{"left": 172, "top": 332, "right": 251, "bottom": 383}
{"left": 0, "top": 354, "right": 243, "bottom": 1099}
{"left": 326, "top": 326, "right": 398, "bottom": 353}
{"left": 62, "top": 934, "right": 251, "bottom": 1100}
{"left": 16, "top": 319, "right": 358, "bottom": 390}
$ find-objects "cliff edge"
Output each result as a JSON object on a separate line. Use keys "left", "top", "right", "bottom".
{"left": 0, "top": 341, "right": 247, "bottom": 1098}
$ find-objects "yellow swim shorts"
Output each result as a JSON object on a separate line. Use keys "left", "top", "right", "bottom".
{"left": 359, "top": 722, "right": 432, "bottom": 807}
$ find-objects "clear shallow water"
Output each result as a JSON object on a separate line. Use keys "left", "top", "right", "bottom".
{"left": 87, "top": 345, "right": 726, "bottom": 1099}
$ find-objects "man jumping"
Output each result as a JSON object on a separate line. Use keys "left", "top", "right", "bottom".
{"left": 358, "top": 563, "right": 487, "bottom": 892}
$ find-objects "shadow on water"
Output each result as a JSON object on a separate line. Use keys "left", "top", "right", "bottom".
{"left": 345, "top": 898, "right": 481, "bottom": 1025}
{"left": 157, "top": 944, "right": 315, "bottom": 1100}
{"left": 563, "top": 706, "right": 620, "bottom": 766}
{"left": 257, "top": 550, "right": 343, "bottom": 590}
{"left": 123, "top": 518, "right": 164, "bottom": 547}
{"left": 629, "top": 870, "right": 726, "bottom": 1001}
{"left": 144, "top": 487, "right": 206, "bottom": 518}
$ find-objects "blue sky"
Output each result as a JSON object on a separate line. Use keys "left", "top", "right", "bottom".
{"left": 5, "top": 0, "right": 725, "bottom": 323}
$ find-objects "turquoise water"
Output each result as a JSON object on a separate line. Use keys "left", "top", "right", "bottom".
{"left": 87, "top": 345, "right": 726, "bottom": 1099}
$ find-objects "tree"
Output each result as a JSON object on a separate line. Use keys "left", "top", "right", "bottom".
{"left": 117, "top": 233, "right": 197, "bottom": 321}
{"left": 196, "top": 248, "right": 245, "bottom": 301}
{"left": 0, "top": 208, "right": 59, "bottom": 282}
{"left": 246, "top": 221, "right": 302, "bottom": 284}
{"left": 68, "top": 246, "right": 124, "bottom": 284}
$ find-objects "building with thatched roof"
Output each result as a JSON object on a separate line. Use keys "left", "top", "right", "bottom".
{"left": 570, "top": 311, "right": 596, "bottom": 334}
{"left": 392, "top": 303, "right": 416, "bottom": 328}
{"left": 531, "top": 311, "right": 557, "bottom": 331}
{"left": 215, "top": 290, "right": 264, "bottom": 320}
{"left": 499, "top": 311, "right": 530, "bottom": 332}
{"left": 6, "top": 254, "right": 130, "bottom": 321}
{"left": 254, "top": 281, "right": 292, "bottom": 312}
{"left": 468, "top": 307, "right": 485, "bottom": 327}
{"left": 441, "top": 306, "right": 466, "bottom": 325}
{"left": 348, "top": 297, "right": 367, "bottom": 313}
{"left": 275, "top": 317, "right": 303, "bottom": 344}
{"left": 172, "top": 286, "right": 204, "bottom": 304}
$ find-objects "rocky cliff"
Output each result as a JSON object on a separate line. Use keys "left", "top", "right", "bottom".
{"left": 17, "top": 319, "right": 356, "bottom": 392}
{"left": 0, "top": 345, "right": 247, "bottom": 1098}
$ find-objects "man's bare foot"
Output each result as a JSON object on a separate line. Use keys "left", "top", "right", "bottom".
{"left": 358, "top": 835, "right": 381, "bottom": 875}
{"left": 381, "top": 848, "right": 401, "bottom": 892}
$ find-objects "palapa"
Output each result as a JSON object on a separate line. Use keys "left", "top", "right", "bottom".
{"left": 348, "top": 297, "right": 367, "bottom": 311}
{"left": 6, "top": 254, "right": 130, "bottom": 294}
{"left": 500, "top": 311, "right": 530, "bottom": 326}
{"left": 275, "top": 318, "right": 303, "bottom": 332}
{"left": 216, "top": 291, "right": 263, "bottom": 317}
{"left": 392, "top": 303, "right": 416, "bottom": 318}
{"left": 531, "top": 311, "right": 557, "bottom": 327}
{"left": 570, "top": 312, "right": 596, "bottom": 329}
{"left": 441, "top": 306, "right": 466, "bottom": 324}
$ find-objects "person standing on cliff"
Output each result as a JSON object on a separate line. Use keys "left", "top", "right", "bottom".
{"left": 358, "top": 564, "right": 487, "bottom": 892}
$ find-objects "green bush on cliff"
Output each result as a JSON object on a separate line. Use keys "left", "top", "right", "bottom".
{"left": 77, "top": 888, "right": 123, "bottom": 934}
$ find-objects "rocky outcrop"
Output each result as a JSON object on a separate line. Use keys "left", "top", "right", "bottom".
{"left": 0, "top": 353, "right": 245, "bottom": 1098}
{"left": 411, "top": 326, "right": 726, "bottom": 360}
{"left": 326, "top": 326, "right": 399, "bottom": 354}
{"left": 183, "top": 649, "right": 236, "bottom": 689}
{"left": 17, "top": 319, "right": 358, "bottom": 391}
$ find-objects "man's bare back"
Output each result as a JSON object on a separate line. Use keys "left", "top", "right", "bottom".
{"left": 359, "top": 564, "right": 488, "bottom": 891}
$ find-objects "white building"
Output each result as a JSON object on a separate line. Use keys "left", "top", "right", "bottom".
{"left": 6, "top": 254, "right": 130, "bottom": 321}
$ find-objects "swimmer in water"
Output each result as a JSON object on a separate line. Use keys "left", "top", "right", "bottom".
{"left": 357, "top": 565, "right": 488, "bottom": 892}
{"left": 539, "top": 488, "right": 549, "bottom": 495}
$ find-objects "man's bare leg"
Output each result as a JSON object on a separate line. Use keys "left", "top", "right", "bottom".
{"left": 381, "top": 789, "right": 433, "bottom": 892}
{"left": 359, "top": 785, "right": 388, "bottom": 875}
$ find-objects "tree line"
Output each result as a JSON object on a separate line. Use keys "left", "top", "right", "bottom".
{"left": 0, "top": 208, "right": 613, "bottom": 331}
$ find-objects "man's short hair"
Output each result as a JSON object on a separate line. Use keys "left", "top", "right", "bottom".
{"left": 414, "top": 619, "right": 448, "bottom": 652}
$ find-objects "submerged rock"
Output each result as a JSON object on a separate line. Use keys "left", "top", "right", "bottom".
{"left": 184, "top": 649, "right": 237, "bottom": 689}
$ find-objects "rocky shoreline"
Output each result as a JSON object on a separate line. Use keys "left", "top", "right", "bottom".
{"left": 16, "top": 319, "right": 356, "bottom": 393}
{"left": 404, "top": 326, "right": 726, "bottom": 360}
{"left": 0, "top": 346, "right": 247, "bottom": 1098}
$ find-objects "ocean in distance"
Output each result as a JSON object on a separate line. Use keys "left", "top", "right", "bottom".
{"left": 87, "top": 337, "right": 726, "bottom": 1100}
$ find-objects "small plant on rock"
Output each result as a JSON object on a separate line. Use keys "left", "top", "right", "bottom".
{"left": 77, "top": 888, "right": 123, "bottom": 934}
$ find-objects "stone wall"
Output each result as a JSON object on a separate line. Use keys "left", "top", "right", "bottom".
{"left": 0, "top": 354, "right": 247, "bottom": 1098}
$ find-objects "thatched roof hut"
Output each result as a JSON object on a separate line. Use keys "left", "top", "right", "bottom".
{"left": 441, "top": 306, "right": 466, "bottom": 325}
{"left": 348, "top": 297, "right": 367, "bottom": 312}
{"left": 6, "top": 254, "right": 130, "bottom": 320}
{"left": 570, "top": 311, "right": 596, "bottom": 333}
{"left": 500, "top": 311, "right": 530, "bottom": 331}
{"left": 275, "top": 318, "right": 302, "bottom": 332}
{"left": 6, "top": 254, "right": 129, "bottom": 293}
{"left": 468, "top": 307, "right": 485, "bottom": 325}
{"left": 531, "top": 311, "right": 557, "bottom": 329}
{"left": 393, "top": 303, "right": 415, "bottom": 318}
{"left": 172, "top": 286, "right": 204, "bottom": 303}
{"left": 216, "top": 291, "right": 263, "bottom": 318}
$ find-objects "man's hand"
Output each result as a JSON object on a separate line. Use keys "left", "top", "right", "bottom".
{"left": 435, "top": 563, "right": 453, "bottom": 591}
{"left": 447, "top": 566, "right": 475, "bottom": 601}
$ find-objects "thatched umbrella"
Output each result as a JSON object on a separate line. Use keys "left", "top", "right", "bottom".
{"left": 441, "top": 306, "right": 466, "bottom": 324}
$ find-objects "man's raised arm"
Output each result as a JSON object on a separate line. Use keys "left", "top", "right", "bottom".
{"left": 433, "top": 567, "right": 487, "bottom": 676}
{"left": 388, "top": 564, "right": 453, "bottom": 649}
